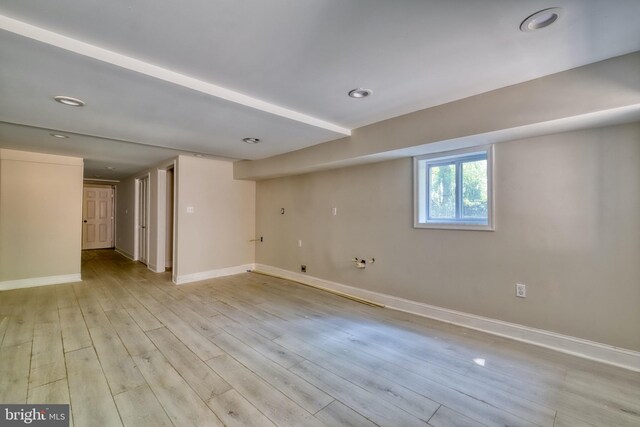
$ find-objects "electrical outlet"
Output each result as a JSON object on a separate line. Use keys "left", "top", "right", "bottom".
{"left": 332, "top": 207, "right": 337, "bottom": 216}
{"left": 298, "top": 240, "right": 302, "bottom": 247}
{"left": 516, "top": 283, "right": 526, "bottom": 298}
{"left": 301, "top": 265, "right": 307, "bottom": 273}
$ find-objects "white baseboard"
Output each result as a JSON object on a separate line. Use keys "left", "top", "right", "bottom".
{"left": 114, "top": 247, "right": 134, "bottom": 261}
{"left": 253, "top": 264, "right": 640, "bottom": 372}
{"left": 0, "top": 273, "right": 82, "bottom": 291}
{"left": 175, "top": 264, "right": 255, "bottom": 285}
{"left": 147, "top": 263, "right": 165, "bottom": 274}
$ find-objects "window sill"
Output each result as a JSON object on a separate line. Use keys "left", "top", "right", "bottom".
{"left": 414, "top": 222, "right": 495, "bottom": 231}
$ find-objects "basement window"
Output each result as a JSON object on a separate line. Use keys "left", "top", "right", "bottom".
{"left": 414, "top": 146, "right": 494, "bottom": 230}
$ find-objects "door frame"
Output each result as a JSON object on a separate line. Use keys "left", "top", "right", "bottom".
{"left": 170, "top": 162, "right": 177, "bottom": 280}
{"left": 163, "top": 163, "right": 177, "bottom": 277}
{"left": 153, "top": 161, "right": 177, "bottom": 276}
{"left": 134, "top": 173, "right": 151, "bottom": 263}
{"left": 82, "top": 183, "right": 116, "bottom": 250}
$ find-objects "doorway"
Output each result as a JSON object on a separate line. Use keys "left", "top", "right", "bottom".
{"left": 136, "top": 175, "right": 150, "bottom": 265}
{"left": 82, "top": 185, "right": 114, "bottom": 250}
{"left": 165, "top": 167, "right": 174, "bottom": 270}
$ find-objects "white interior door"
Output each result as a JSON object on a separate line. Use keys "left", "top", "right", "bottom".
{"left": 138, "top": 177, "right": 149, "bottom": 265}
{"left": 82, "top": 186, "right": 114, "bottom": 249}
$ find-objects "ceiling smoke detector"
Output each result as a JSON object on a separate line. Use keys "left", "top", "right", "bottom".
{"left": 520, "top": 8, "right": 563, "bottom": 32}
{"left": 242, "top": 137, "right": 260, "bottom": 144}
{"left": 53, "top": 96, "right": 86, "bottom": 107}
{"left": 348, "top": 88, "right": 373, "bottom": 99}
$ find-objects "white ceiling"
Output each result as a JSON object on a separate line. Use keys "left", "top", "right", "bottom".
{"left": 1, "top": 0, "right": 640, "bottom": 179}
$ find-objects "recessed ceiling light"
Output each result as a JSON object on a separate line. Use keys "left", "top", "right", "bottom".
{"left": 53, "top": 96, "right": 85, "bottom": 107}
{"left": 348, "top": 88, "right": 373, "bottom": 99}
{"left": 50, "top": 133, "right": 68, "bottom": 139}
{"left": 105, "top": 166, "right": 115, "bottom": 170}
{"left": 520, "top": 8, "right": 563, "bottom": 32}
{"left": 242, "top": 137, "right": 260, "bottom": 144}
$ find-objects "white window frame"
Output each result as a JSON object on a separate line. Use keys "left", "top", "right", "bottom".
{"left": 413, "top": 145, "right": 494, "bottom": 231}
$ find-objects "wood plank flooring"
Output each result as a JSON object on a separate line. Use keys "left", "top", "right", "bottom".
{"left": 0, "top": 249, "right": 638, "bottom": 427}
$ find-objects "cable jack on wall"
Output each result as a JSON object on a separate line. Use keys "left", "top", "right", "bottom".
{"left": 352, "top": 257, "right": 375, "bottom": 269}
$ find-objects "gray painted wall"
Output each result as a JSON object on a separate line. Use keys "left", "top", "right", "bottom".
{"left": 175, "top": 156, "right": 256, "bottom": 279}
{"left": 115, "top": 174, "right": 138, "bottom": 259}
{"left": 116, "top": 156, "right": 256, "bottom": 279}
{"left": 255, "top": 123, "right": 640, "bottom": 351}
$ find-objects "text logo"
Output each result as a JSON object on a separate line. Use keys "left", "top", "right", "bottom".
{"left": 0, "top": 405, "right": 69, "bottom": 427}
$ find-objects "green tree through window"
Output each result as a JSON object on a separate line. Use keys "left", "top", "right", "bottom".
{"left": 461, "top": 159, "right": 487, "bottom": 218}
{"left": 415, "top": 148, "right": 492, "bottom": 228}
{"left": 429, "top": 163, "right": 456, "bottom": 218}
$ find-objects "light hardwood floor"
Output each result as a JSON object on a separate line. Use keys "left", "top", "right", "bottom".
{"left": 1, "top": 250, "right": 639, "bottom": 427}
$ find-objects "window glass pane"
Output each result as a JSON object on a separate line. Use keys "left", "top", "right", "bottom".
{"left": 417, "top": 160, "right": 427, "bottom": 223}
{"left": 461, "top": 158, "right": 487, "bottom": 219}
{"left": 429, "top": 163, "right": 456, "bottom": 219}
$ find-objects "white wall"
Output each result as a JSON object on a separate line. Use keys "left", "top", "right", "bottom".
{"left": 255, "top": 123, "right": 640, "bottom": 352}
{"left": 0, "top": 149, "right": 83, "bottom": 289}
{"left": 115, "top": 174, "right": 136, "bottom": 258}
{"left": 115, "top": 156, "right": 256, "bottom": 283}
{"left": 174, "top": 156, "right": 256, "bottom": 282}
{"left": 115, "top": 164, "right": 168, "bottom": 271}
